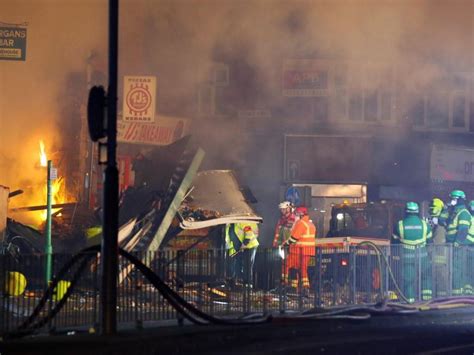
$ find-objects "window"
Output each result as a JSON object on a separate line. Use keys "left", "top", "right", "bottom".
{"left": 313, "top": 97, "right": 329, "bottom": 121}
{"left": 411, "top": 98, "right": 425, "bottom": 127}
{"left": 427, "top": 95, "right": 449, "bottom": 129}
{"left": 380, "top": 92, "right": 392, "bottom": 121}
{"left": 452, "top": 95, "right": 466, "bottom": 128}
{"left": 349, "top": 93, "right": 363, "bottom": 121}
{"left": 211, "top": 63, "right": 229, "bottom": 86}
{"left": 333, "top": 89, "right": 348, "bottom": 119}
{"left": 364, "top": 92, "right": 378, "bottom": 122}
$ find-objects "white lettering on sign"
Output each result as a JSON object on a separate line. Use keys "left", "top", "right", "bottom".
{"left": 117, "top": 115, "right": 189, "bottom": 146}
{"left": 0, "top": 39, "right": 14, "bottom": 47}
{"left": 0, "top": 29, "right": 26, "bottom": 38}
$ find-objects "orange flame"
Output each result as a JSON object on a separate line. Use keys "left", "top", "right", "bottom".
{"left": 39, "top": 140, "right": 47, "bottom": 167}
{"left": 41, "top": 177, "right": 65, "bottom": 221}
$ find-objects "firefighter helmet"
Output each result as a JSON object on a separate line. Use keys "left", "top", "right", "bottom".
{"left": 429, "top": 198, "right": 444, "bottom": 217}
{"left": 295, "top": 206, "right": 308, "bottom": 215}
{"left": 278, "top": 201, "right": 292, "bottom": 209}
{"left": 405, "top": 201, "right": 419, "bottom": 214}
{"left": 450, "top": 190, "right": 466, "bottom": 200}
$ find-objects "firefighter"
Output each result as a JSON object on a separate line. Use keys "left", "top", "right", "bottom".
{"left": 225, "top": 222, "right": 259, "bottom": 287}
{"left": 393, "top": 202, "right": 432, "bottom": 303}
{"left": 429, "top": 198, "right": 446, "bottom": 244}
{"left": 446, "top": 190, "right": 472, "bottom": 295}
{"left": 282, "top": 206, "right": 316, "bottom": 289}
{"left": 273, "top": 201, "right": 296, "bottom": 247}
{"left": 429, "top": 198, "right": 448, "bottom": 297}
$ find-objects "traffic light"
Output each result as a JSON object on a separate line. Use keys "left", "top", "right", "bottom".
{"left": 87, "top": 85, "right": 107, "bottom": 142}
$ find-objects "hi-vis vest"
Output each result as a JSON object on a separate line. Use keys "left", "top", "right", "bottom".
{"left": 288, "top": 216, "right": 316, "bottom": 247}
{"left": 225, "top": 223, "right": 259, "bottom": 256}
{"left": 395, "top": 217, "right": 431, "bottom": 249}
{"left": 467, "top": 216, "right": 474, "bottom": 244}
{"left": 446, "top": 207, "right": 471, "bottom": 243}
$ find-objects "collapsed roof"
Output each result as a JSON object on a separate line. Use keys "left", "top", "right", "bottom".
{"left": 3, "top": 136, "right": 262, "bottom": 256}
{"left": 179, "top": 170, "right": 262, "bottom": 230}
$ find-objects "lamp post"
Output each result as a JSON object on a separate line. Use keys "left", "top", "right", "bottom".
{"left": 44, "top": 160, "right": 56, "bottom": 286}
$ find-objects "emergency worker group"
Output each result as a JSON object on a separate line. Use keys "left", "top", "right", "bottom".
{"left": 393, "top": 189, "right": 474, "bottom": 303}
{"left": 225, "top": 188, "right": 474, "bottom": 302}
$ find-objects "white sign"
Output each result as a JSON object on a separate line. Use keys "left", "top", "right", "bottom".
{"left": 49, "top": 167, "right": 58, "bottom": 180}
{"left": 123, "top": 76, "right": 156, "bottom": 123}
{"left": 117, "top": 115, "right": 189, "bottom": 146}
{"left": 431, "top": 144, "right": 474, "bottom": 183}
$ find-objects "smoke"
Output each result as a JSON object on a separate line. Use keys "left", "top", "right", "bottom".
{"left": 121, "top": 0, "right": 474, "bottom": 165}
{"left": 1, "top": 0, "right": 473, "bottom": 222}
{"left": 0, "top": 0, "right": 107, "bottom": 220}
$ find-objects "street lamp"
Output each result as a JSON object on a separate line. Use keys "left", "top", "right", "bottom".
{"left": 44, "top": 160, "right": 57, "bottom": 286}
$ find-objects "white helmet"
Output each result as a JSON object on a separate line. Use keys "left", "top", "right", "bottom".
{"left": 278, "top": 201, "right": 292, "bottom": 209}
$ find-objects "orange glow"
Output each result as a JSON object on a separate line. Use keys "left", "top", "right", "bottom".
{"left": 39, "top": 140, "right": 47, "bottom": 167}
{"left": 41, "top": 177, "right": 66, "bottom": 221}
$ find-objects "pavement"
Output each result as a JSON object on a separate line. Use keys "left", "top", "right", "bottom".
{"left": 3, "top": 307, "right": 474, "bottom": 354}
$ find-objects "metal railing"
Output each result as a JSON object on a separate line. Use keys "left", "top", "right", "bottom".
{"left": 1, "top": 244, "right": 471, "bottom": 335}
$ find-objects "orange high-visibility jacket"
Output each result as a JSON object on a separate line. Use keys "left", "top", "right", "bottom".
{"left": 288, "top": 215, "right": 316, "bottom": 247}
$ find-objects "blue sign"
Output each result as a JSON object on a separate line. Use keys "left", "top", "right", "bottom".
{"left": 285, "top": 186, "right": 301, "bottom": 206}
{"left": 0, "top": 27, "right": 27, "bottom": 61}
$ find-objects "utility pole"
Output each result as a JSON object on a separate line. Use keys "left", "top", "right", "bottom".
{"left": 44, "top": 160, "right": 54, "bottom": 286}
{"left": 100, "top": 0, "right": 119, "bottom": 335}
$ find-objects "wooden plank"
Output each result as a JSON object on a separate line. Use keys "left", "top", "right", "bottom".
{"left": 0, "top": 185, "right": 9, "bottom": 241}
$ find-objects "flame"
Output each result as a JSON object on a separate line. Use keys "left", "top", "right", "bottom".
{"left": 39, "top": 140, "right": 47, "bottom": 167}
{"left": 8, "top": 139, "right": 75, "bottom": 228}
{"left": 41, "top": 177, "right": 66, "bottom": 221}
{"left": 38, "top": 140, "right": 67, "bottom": 222}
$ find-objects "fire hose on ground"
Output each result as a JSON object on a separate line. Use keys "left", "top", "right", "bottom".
{"left": 6, "top": 243, "right": 474, "bottom": 339}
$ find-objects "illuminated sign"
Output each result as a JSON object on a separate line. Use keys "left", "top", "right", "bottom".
{"left": 0, "top": 27, "right": 27, "bottom": 61}
{"left": 122, "top": 76, "right": 157, "bottom": 123}
{"left": 117, "top": 115, "right": 189, "bottom": 146}
{"left": 283, "top": 60, "right": 330, "bottom": 97}
{"left": 431, "top": 144, "right": 474, "bottom": 183}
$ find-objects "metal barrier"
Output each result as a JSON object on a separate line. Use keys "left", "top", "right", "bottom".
{"left": 2, "top": 244, "right": 474, "bottom": 335}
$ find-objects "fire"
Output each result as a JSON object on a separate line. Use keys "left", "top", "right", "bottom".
{"left": 39, "top": 140, "right": 47, "bottom": 167}
{"left": 37, "top": 140, "right": 68, "bottom": 222}
{"left": 7, "top": 138, "right": 74, "bottom": 228}
{"left": 41, "top": 177, "right": 66, "bottom": 221}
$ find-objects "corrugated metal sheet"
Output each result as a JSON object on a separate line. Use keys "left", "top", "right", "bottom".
{"left": 180, "top": 170, "right": 262, "bottom": 229}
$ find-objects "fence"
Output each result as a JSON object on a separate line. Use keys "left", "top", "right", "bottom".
{"left": 0, "top": 244, "right": 471, "bottom": 335}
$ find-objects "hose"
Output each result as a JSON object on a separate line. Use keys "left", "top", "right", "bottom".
{"left": 7, "top": 244, "right": 271, "bottom": 339}
{"left": 357, "top": 241, "right": 411, "bottom": 304}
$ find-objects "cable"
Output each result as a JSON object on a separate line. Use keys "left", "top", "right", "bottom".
{"left": 7, "top": 243, "right": 271, "bottom": 339}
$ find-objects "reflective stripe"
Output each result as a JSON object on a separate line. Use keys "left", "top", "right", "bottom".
{"left": 398, "top": 221, "right": 404, "bottom": 239}
{"left": 467, "top": 235, "right": 474, "bottom": 243}
{"left": 398, "top": 219, "right": 428, "bottom": 246}
{"left": 288, "top": 236, "right": 298, "bottom": 244}
{"left": 297, "top": 241, "right": 316, "bottom": 246}
{"left": 447, "top": 208, "right": 471, "bottom": 235}
{"left": 401, "top": 239, "right": 426, "bottom": 246}
{"left": 295, "top": 219, "right": 316, "bottom": 247}
{"left": 405, "top": 226, "right": 422, "bottom": 230}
